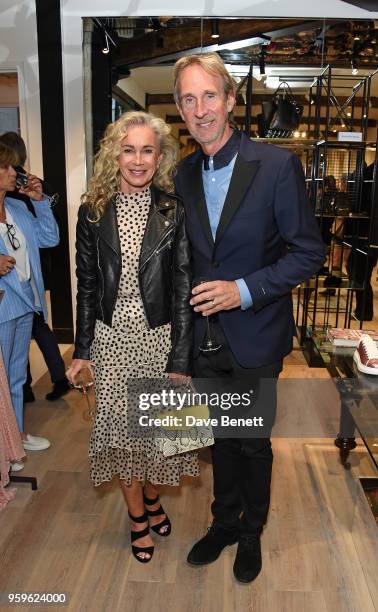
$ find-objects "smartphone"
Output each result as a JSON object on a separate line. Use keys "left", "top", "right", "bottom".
{"left": 15, "top": 170, "right": 28, "bottom": 189}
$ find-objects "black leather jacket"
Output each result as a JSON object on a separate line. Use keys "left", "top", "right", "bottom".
{"left": 73, "top": 186, "right": 193, "bottom": 374}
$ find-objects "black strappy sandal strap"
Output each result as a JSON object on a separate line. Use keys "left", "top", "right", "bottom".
{"left": 131, "top": 542, "right": 154, "bottom": 563}
{"left": 130, "top": 525, "right": 150, "bottom": 543}
{"left": 143, "top": 492, "right": 171, "bottom": 536}
{"left": 151, "top": 515, "right": 171, "bottom": 535}
{"left": 128, "top": 512, "right": 154, "bottom": 563}
{"left": 129, "top": 510, "right": 148, "bottom": 523}
{"left": 143, "top": 494, "right": 165, "bottom": 517}
{"left": 143, "top": 493, "right": 159, "bottom": 505}
{"left": 145, "top": 505, "right": 166, "bottom": 517}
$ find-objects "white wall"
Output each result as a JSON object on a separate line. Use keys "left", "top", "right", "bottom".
{"left": 118, "top": 77, "right": 146, "bottom": 109}
{"left": 0, "top": 1, "right": 43, "bottom": 177}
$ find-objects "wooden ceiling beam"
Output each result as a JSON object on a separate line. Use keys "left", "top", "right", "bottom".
{"left": 113, "top": 18, "right": 309, "bottom": 68}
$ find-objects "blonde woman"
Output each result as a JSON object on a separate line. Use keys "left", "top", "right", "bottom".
{"left": 67, "top": 112, "right": 199, "bottom": 563}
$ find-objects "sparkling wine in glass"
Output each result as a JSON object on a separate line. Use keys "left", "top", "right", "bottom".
{"left": 192, "top": 276, "right": 222, "bottom": 354}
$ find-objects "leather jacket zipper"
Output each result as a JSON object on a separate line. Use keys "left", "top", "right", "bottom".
{"left": 138, "top": 226, "right": 174, "bottom": 325}
{"left": 138, "top": 228, "right": 173, "bottom": 272}
{"left": 96, "top": 236, "right": 105, "bottom": 320}
{"left": 155, "top": 237, "right": 173, "bottom": 255}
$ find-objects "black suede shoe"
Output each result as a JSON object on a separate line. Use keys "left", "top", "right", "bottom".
{"left": 233, "top": 534, "right": 262, "bottom": 583}
{"left": 187, "top": 523, "right": 239, "bottom": 566}
{"left": 45, "top": 378, "right": 71, "bottom": 401}
{"left": 23, "top": 385, "right": 35, "bottom": 404}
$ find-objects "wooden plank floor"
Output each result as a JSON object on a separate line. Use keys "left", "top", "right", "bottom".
{"left": 0, "top": 348, "right": 377, "bottom": 612}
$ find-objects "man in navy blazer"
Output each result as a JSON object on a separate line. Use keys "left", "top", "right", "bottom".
{"left": 173, "top": 53, "right": 325, "bottom": 583}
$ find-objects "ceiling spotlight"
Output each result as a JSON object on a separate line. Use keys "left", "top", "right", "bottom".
{"left": 294, "top": 131, "right": 299, "bottom": 138}
{"left": 353, "top": 34, "right": 360, "bottom": 41}
{"left": 94, "top": 18, "right": 116, "bottom": 55}
{"left": 347, "top": 111, "right": 351, "bottom": 117}
{"left": 102, "top": 33, "right": 110, "bottom": 54}
{"left": 341, "top": 123, "right": 345, "bottom": 128}
{"left": 305, "top": 93, "right": 315, "bottom": 106}
{"left": 211, "top": 19, "right": 219, "bottom": 39}
{"left": 302, "top": 132, "right": 307, "bottom": 138}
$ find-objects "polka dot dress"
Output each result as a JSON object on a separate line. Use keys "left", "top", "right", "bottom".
{"left": 89, "top": 189, "right": 200, "bottom": 487}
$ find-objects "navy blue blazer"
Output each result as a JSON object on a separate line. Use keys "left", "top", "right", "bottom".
{"left": 175, "top": 132, "right": 325, "bottom": 368}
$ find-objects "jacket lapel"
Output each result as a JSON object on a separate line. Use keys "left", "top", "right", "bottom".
{"left": 139, "top": 187, "right": 175, "bottom": 270}
{"left": 2, "top": 203, "right": 36, "bottom": 309}
{"left": 184, "top": 155, "right": 214, "bottom": 248}
{"left": 0, "top": 232, "right": 35, "bottom": 311}
{"left": 10, "top": 204, "right": 37, "bottom": 274}
{"left": 214, "top": 153, "right": 260, "bottom": 249}
{"left": 97, "top": 198, "right": 121, "bottom": 257}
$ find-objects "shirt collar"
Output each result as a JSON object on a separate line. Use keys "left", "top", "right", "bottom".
{"left": 203, "top": 129, "right": 241, "bottom": 171}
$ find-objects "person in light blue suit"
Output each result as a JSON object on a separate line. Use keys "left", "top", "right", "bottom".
{"left": 0, "top": 142, "right": 59, "bottom": 461}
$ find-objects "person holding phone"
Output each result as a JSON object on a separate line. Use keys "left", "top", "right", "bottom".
{"left": 0, "top": 131, "right": 70, "bottom": 403}
{"left": 0, "top": 141, "right": 59, "bottom": 461}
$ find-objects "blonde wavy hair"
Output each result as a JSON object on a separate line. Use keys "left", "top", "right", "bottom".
{"left": 82, "top": 111, "right": 178, "bottom": 220}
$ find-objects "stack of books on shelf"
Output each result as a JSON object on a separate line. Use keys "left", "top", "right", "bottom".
{"left": 327, "top": 327, "right": 378, "bottom": 347}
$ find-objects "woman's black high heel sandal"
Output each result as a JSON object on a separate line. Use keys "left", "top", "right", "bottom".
{"left": 128, "top": 511, "right": 154, "bottom": 563}
{"left": 143, "top": 493, "right": 172, "bottom": 537}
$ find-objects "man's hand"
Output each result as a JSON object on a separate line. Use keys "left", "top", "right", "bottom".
{"left": 190, "top": 280, "right": 241, "bottom": 315}
{"left": 19, "top": 173, "right": 44, "bottom": 202}
{"left": 0, "top": 254, "right": 16, "bottom": 276}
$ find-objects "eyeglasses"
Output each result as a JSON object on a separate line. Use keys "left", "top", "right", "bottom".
{"left": 5, "top": 223, "right": 20, "bottom": 250}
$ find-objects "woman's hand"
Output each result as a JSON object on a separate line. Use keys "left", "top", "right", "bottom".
{"left": 19, "top": 173, "right": 44, "bottom": 202}
{"left": 66, "top": 359, "right": 94, "bottom": 386}
{"left": 168, "top": 372, "right": 192, "bottom": 384}
{"left": 0, "top": 254, "right": 16, "bottom": 276}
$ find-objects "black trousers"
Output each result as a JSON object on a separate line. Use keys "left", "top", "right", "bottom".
{"left": 194, "top": 320, "right": 282, "bottom": 536}
{"left": 26, "top": 311, "right": 66, "bottom": 386}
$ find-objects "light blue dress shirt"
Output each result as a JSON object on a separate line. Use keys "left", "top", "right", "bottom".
{"left": 202, "top": 155, "right": 253, "bottom": 310}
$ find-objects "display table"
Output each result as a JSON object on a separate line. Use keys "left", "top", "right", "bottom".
{"left": 305, "top": 326, "right": 378, "bottom": 470}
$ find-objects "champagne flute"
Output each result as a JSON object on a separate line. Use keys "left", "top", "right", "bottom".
{"left": 192, "top": 276, "right": 222, "bottom": 354}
